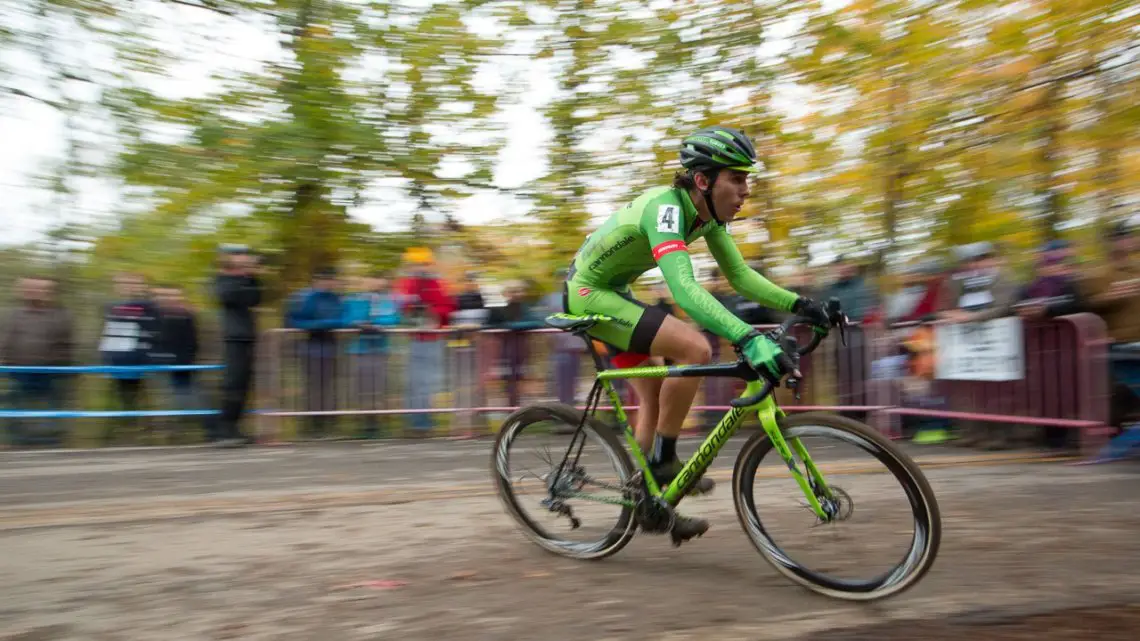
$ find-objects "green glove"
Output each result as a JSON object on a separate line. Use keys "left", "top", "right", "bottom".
{"left": 735, "top": 331, "right": 789, "bottom": 380}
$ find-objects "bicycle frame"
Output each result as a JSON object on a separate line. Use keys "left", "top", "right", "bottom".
{"left": 592, "top": 365, "right": 834, "bottom": 520}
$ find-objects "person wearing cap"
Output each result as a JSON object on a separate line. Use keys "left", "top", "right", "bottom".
{"left": 285, "top": 266, "right": 348, "bottom": 438}
{"left": 940, "top": 242, "right": 1021, "bottom": 450}
{"left": 1092, "top": 220, "right": 1140, "bottom": 343}
{"left": 394, "top": 247, "right": 456, "bottom": 435}
{"left": 1016, "top": 239, "right": 1086, "bottom": 321}
{"left": 214, "top": 245, "right": 263, "bottom": 446}
{"left": 941, "top": 241, "right": 1018, "bottom": 324}
{"left": 1090, "top": 220, "right": 1140, "bottom": 442}
{"left": 1012, "top": 240, "right": 1090, "bottom": 450}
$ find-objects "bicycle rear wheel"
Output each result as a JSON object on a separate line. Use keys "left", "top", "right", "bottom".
{"left": 492, "top": 403, "right": 637, "bottom": 560}
{"left": 732, "top": 412, "right": 941, "bottom": 601}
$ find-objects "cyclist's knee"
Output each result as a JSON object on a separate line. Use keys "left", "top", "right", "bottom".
{"left": 677, "top": 336, "right": 712, "bottom": 365}
{"left": 651, "top": 316, "right": 713, "bottom": 365}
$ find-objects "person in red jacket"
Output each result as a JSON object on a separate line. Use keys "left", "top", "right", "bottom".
{"left": 395, "top": 248, "right": 456, "bottom": 434}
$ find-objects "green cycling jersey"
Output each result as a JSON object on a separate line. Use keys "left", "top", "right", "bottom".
{"left": 566, "top": 186, "right": 797, "bottom": 348}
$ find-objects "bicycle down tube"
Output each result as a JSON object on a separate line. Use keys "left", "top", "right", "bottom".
{"left": 597, "top": 365, "right": 832, "bottom": 519}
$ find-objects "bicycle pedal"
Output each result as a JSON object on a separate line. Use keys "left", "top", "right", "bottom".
{"left": 668, "top": 521, "right": 710, "bottom": 547}
{"left": 670, "top": 530, "right": 705, "bottom": 547}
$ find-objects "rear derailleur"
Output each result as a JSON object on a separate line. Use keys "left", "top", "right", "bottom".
{"left": 541, "top": 462, "right": 588, "bottom": 529}
{"left": 540, "top": 497, "right": 581, "bottom": 529}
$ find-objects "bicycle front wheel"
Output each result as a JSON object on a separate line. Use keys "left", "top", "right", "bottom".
{"left": 491, "top": 403, "right": 637, "bottom": 560}
{"left": 732, "top": 412, "right": 941, "bottom": 601}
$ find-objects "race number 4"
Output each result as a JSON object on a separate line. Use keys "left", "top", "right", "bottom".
{"left": 656, "top": 204, "right": 680, "bottom": 234}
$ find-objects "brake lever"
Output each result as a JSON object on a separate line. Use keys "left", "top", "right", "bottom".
{"left": 786, "top": 377, "right": 801, "bottom": 401}
{"left": 824, "top": 297, "right": 848, "bottom": 348}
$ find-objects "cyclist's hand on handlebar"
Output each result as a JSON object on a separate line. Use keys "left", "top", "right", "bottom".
{"left": 735, "top": 331, "right": 800, "bottom": 382}
{"left": 792, "top": 296, "right": 831, "bottom": 331}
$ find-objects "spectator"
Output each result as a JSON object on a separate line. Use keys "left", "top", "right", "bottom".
{"left": 941, "top": 242, "right": 1018, "bottom": 324}
{"left": 941, "top": 242, "right": 1022, "bottom": 449}
{"left": 490, "top": 279, "right": 544, "bottom": 409}
{"left": 455, "top": 271, "right": 487, "bottom": 316}
{"left": 1, "top": 276, "right": 74, "bottom": 447}
{"left": 214, "top": 244, "right": 263, "bottom": 447}
{"left": 153, "top": 284, "right": 206, "bottom": 443}
{"left": 286, "top": 266, "right": 347, "bottom": 439}
{"left": 824, "top": 257, "right": 877, "bottom": 323}
{"left": 1016, "top": 240, "right": 1086, "bottom": 321}
{"left": 877, "top": 258, "right": 950, "bottom": 440}
{"left": 449, "top": 271, "right": 489, "bottom": 436}
{"left": 539, "top": 269, "right": 583, "bottom": 415}
{"left": 396, "top": 248, "right": 455, "bottom": 435}
{"left": 98, "top": 272, "right": 161, "bottom": 445}
{"left": 883, "top": 258, "right": 947, "bottom": 327}
{"left": 344, "top": 270, "right": 401, "bottom": 438}
{"left": 773, "top": 267, "right": 820, "bottom": 323}
{"left": 1090, "top": 220, "right": 1140, "bottom": 434}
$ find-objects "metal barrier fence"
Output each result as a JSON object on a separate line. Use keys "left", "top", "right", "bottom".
{"left": 868, "top": 314, "right": 1113, "bottom": 456}
{"left": 2, "top": 317, "right": 1114, "bottom": 455}
{"left": 254, "top": 324, "right": 890, "bottom": 443}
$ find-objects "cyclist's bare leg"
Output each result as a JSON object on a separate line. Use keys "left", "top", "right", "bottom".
{"left": 629, "top": 375, "right": 662, "bottom": 455}
{"left": 644, "top": 315, "right": 714, "bottom": 541}
{"left": 649, "top": 315, "right": 712, "bottom": 440}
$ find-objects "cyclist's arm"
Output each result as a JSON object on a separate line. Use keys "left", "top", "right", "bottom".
{"left": 705, "top": 225, "right": 798, "bottom": 312}
{"left": 646, "top": 209, "right": 755, "bottom": 343}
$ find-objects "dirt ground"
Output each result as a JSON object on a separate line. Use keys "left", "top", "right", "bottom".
{"left": 811, "top": 604, "right": 1140, "bottom": 640}
{"left": 2, "top": 443, "right": 1140, "bottom": 640}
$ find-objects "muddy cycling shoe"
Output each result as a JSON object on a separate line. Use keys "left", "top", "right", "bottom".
{"left": 650, "top": 459, "right": 716, "bottom": 496}
{"left": 670, "top": 514, "right": 710, "bottom": 547}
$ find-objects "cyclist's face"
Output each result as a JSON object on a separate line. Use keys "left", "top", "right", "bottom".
{"left": 703, "top": 170, "right": 751, "bottom": 222}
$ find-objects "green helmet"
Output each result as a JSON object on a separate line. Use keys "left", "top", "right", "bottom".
{"left": 680, "top": 125, "right": 759, "bottom": 173}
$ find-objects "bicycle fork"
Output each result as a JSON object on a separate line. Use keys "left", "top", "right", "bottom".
{"left": 751, "top": 381, "right": 836, "bottom": 522}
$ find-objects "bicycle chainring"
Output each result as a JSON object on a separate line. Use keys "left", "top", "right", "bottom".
{"left": 627, "top": 472, "right": 675, "bottom": 534}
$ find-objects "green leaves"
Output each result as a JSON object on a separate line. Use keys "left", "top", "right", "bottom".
{"left": 5, "top": 0, "right": 1140, "bottom": 296}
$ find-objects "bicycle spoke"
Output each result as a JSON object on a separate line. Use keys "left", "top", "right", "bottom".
{"left": 538, "top": 444, "right": 555, "bottom": 468}
{"left": 493, "top": 402, "right": 637, "bottom": 560}
{"left": 736, "top": 416, "right": 940, "bottom": 600}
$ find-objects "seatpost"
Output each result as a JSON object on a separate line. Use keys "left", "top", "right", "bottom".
{"left": 579, "top": 331, "right": 609, "bottom": 372}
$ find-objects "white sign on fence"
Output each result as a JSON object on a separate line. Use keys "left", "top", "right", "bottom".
{"left": 934, "top": 317, "right": 1025, "bottom": 382}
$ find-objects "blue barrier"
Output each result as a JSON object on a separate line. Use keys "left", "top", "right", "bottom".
{"left": 0, "top": 365, "right": 223, "bottom": 374}
{"left": 0, "top": 410, "right": 220, "bottom": 418}
{"left": 2, "top": 364, "right": 226, "bottom": 423}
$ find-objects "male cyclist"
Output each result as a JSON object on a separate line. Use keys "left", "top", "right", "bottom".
{"left": 563, "top": 125, "right": 830, "bottom": 541}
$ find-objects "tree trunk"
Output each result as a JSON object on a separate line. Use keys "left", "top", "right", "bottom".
{"left": 883, "top": 74, "right": 908, "bottom": 247}
{"left": 1037, "top": 80, "right": 1064, "bottom": 241}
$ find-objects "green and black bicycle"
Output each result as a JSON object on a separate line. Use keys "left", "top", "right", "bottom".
{"left": 491, "top": 300, "right": 941, "bottom": 601}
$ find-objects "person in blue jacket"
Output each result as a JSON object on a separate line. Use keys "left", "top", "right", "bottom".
{"left": 285, "top": 266, "right": 347, "bottom": 438}
{"left": 489, "top": 279, "right": 545, "bottom": 409}
{"left": 343, "top": 270, "right": 402, "bottom": 438}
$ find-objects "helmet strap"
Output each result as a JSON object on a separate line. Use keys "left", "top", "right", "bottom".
{"left": 698, "top": 169, "right": 723, "bottom": 224}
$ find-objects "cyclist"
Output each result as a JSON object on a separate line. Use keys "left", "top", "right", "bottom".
{"left": 562, "top": 125, "right": 830, "bottom": 541}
